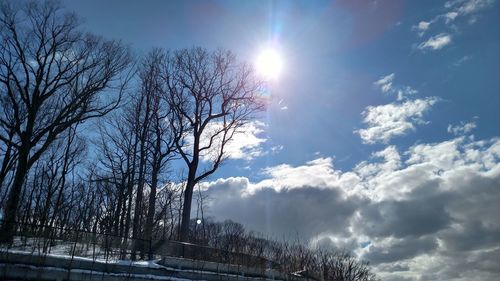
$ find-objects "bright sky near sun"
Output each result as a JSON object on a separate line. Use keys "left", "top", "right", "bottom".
{"left": 64, "top": 1, "right": 500, "bottom": 280}
{"left": 255, "top": 47, "right": 283, "bottom": 80}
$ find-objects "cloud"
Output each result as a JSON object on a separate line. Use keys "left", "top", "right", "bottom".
{"left": 374, "top": 73, "right": 395, "bottom": 93}
{"left": 193, "top": 120, "right": 267, "bottom": 161}
{"left": 417, "top": 21, "right": 431, "bottom": 31}
{"left": 373, "top": 73, "right": 418, "bottom": 100}
{"left": 362, "top": 237, "right": 439, "bottom": 265}
{"left": 356, "top": 97, "right": 439, "bottom": 144}
{"left": 441, "top": 0, "right": 494, "bottom": 26}
{"left": 418, "top": 33, "right": 452, "bottom": 50}
{"left": 412, "top": 0, "right": 494, "bottom": 54}
{"left": 448, "top": 121, "right": 477, "bottom": 135}
{"left": 201, "top": 135, "right": 500, "bottom": 280}
{"left": 455, "top": 0, "right": 495, "bottom": 15}
{"left": 445, "top": 11, "right": 459, "bottom": 22}
{"left": 412, "top": 21, "right": 432, "bottom": 36}
{"left": 277, "top": 99, "right": 288, "bottom": 110}
{"left": 249, "top": 157, "right": 361, "bottom": 194}
{"left": 355, "top": 197, "right": 452, "bottom": 239}
{"left": 396, "top": 86, "right": 418, "bottom": 101}
{"left": 223, "top": 121, "right": 267, "bottom": 160}
{"left": 201, "top": 176, "right": 363, "bottom": 239}
{"left": 352, "top": 136, "right": 500, "bottom": 280}
{"left": 453, "top": 55, "right": 471, "bottom": 67}
{"left": 270, "top": 145, "right": 284, "bottom": 153}
{"left": 442, "top": 0, "right": 494, "bottom": 21}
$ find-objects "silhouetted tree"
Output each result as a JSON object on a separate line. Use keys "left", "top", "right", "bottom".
{"left": 163, "top": 48, "right": 264, "bottom": 242}
{"left": 0, "top": 0, "right": 131, "bottom": 242}
{"left": 129, "top": 49, "right": 178, "bottom": 259}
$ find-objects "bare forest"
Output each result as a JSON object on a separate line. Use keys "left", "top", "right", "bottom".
{"left": 0, "top": 2, "right": 378, "bottom": 281}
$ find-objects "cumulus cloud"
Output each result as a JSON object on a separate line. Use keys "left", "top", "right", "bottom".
{"left": 201, "top": 135, "right": 500, "bottom": 281}
{"left": 356, "top": 97, "right": 439, "bottom": 144}
{"left": 418, "top": 33, "right": 452, "bottom": 50}
{"left": 201, "top": 176, "right": 363, "bottom": 239}
{"left": 249, "top": 157, "right": 360, "bottom": 194}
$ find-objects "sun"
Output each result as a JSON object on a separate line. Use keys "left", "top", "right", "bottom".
{"left": 255, "top": 48, "right": 283, "bottom": 80}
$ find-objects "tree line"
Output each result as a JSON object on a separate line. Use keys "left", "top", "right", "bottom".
{"left": 0, "top": 1, "right": 377, "bottom": 280}
{"left": 0, "top": 0, "right": 262, "bottom": 244}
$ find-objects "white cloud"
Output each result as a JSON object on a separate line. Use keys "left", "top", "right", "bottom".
{"left": 374, "top": 73, "right": 395, "bottom": 93}
{"left": 445, "top": 11, "right": 459, "bottom": 22}
{"left": 224, "top": 121, "right": 267, "bottom": 160}
{"left": 448, "top": 121, "right": 477, "bottom": 136}
{"left": 189, "top": 120, "right": 267, "bottom": 162}
{"left": 417, "top": 21, "right": 431, "bottom": 31}
{"left": 356, "top": 98, "right": 439, "bottom": 144}
{"left": 414, "top": 0, "right": 494, "bottom": 51}
{"left": 413, "top": 21, "right": 432, "bottom": 36}
{"left": 456, "top": 0, "right": 495, "bottom": 15}
{"left": 248, "top": 157, "right": 360, "bottom": 194}
{"left": 222, "top": 121, "right": 267, "bottom": 160}
{"left": 418, "top": 33, "right": 452, "bottom": 50}
{"left": 406, "top": 138, "right": 465, "bottom": 171}
{"left": 396, "top": 86, "right": 418, "bottom": 101}
{"left": 444, "top": 0, "right": 494, "bottom": 17}
{"left": 355, "top": 146, "right": 401, "bottom": 179}
{"left": 374, "top": 74, "right": 418, "bottom": 100}
{"left": 270, "top": 145, "right": 284, "bottom": 153}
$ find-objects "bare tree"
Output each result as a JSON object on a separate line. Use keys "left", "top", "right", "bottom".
{"left": 0, "top": 0, "right": 132, "bottom": 242}
{"left": 91, "top": 49, "right": 179, "bottom": 259}
{"left": 141, "top": 49, "right": 177, "bottom": 258}
{"left": 129, "top": 49, "right": 177, "bottom": 259}
{"left": 163, "top": 48, "right": 264, "bottom": 242}
{"left": 18, "top": 124, "right": 84, "bottom": 226}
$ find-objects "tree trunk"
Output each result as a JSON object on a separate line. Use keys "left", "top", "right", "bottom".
{"left": 0, "top": 131, "right": 16, "bottom": 193}
{"left": 131, "top": 139, "right": 147, "bottom": 260}
{"left": 179, "top": 168, "right": 196, "bottom": 242}
{"left": 113, "top": 178, "right": 125, "bottom": 237}
{"left": 144, "top": 161, "right": 159, "bottom": 258}
{"left": 0, "top": 145, "right": 30, "bottom": 243}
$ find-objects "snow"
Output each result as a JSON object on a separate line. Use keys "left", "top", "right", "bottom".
{"left": 1, "top": 248, "right": 165, "bottom": 268}
{"left": 0, "top": 263, "right": 197, "bottom": 281}
{"left": 0, "top": 249, "right": 290, "bottom": 280}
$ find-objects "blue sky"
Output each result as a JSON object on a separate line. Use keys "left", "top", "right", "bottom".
{"left": 65, "top": 0, "right": 500, "bottom": 280}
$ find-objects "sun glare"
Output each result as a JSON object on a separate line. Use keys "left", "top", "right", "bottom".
{"left": 255, "top": 48, "right": 283, "bottom": 80}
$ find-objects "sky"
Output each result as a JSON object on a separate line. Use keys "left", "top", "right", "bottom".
{"left": 64, "top": 0, "right": 500, "bottom": 280}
